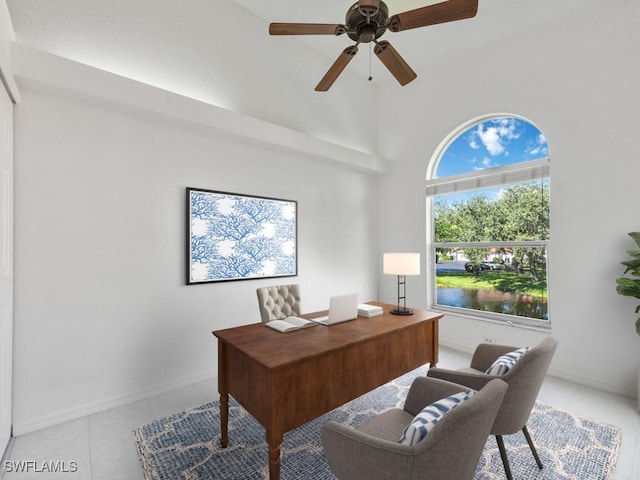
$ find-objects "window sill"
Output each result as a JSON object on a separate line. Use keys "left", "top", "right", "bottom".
{"left": 430, "top": 305, "right": 552, "bottom": 333}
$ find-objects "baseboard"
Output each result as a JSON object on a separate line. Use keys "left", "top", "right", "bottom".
{"left": 14, "top": 345, "right": 637, "bottom": 437}
{"left": 439, "top": 340, "right": 637, "bottom": 400}
{"left": 439, "top": 339, "right": 476, "bottom": 356}
{"left": 545, "top": 368, "right": 636, "bottom": 400}
{"left": 12, "top": 370, "right": 217, "bottom": 436}
{"left": 0, "top": 436, "right": 15, "bottom": 480}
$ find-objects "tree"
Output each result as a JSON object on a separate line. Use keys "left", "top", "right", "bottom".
{"left": 451, "top": 195, "right": 495, "bottom": 276}
{"left": 434, "top": 203, "right": 463, "bottom": 262}
{"left": 496, "top": 183, "right": 549, "bottom": 242}
{"left": 496, "top": 183, "right": 549, "bottom": 282}
{"left": 454, "top": 194, "right": 495, "bottom": 243}
{"left": 434, "top": 182, "right": 549, "bottom": 280}
{"left": 434, "top": 203, "right": 463, "bottom": 243}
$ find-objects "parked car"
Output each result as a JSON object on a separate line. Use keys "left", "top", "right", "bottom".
{"left": 484, "top": 262, "right": 504, "bottom": 270}
{"left": 464, "top": 262, "right": 491, "bottom": 272}
{"left": 465, "top": 262, "right": 504, "bottom": 272}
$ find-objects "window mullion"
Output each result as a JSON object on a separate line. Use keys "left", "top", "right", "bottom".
{"left": 434, "top": 240, "right": 548, "bottom": 249}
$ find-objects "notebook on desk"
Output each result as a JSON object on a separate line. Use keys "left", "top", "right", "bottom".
{"left": 310, "top": 293, "right": 359, "bottom": 325}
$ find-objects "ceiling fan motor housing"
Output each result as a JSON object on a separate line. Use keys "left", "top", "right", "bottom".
{"left": 346, "top": 1, "right": 389, "bottom": 43}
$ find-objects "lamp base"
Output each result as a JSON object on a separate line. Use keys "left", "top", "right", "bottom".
{"left": 390, "top": 308, "right": 414, "bottom": 316}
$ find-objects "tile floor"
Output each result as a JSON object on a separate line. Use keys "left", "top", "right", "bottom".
{"left": 1, "top": 347, "right": 638, "bottom": 479}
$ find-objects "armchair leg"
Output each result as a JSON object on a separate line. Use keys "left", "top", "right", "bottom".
{"left": 495, "top": 435, "right": 513, "bottom": 480}
{"left": 522, "top": 425, "right": 544, "bottom": 470}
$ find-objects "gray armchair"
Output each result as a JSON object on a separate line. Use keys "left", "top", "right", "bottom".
{"left": 256, "top": 284, "right": 301, "bottom": 323}
{"left": 322, "top": 376, "right": 508, "bottom": 480}
{"left": 427, "top": 336, "right": 559, "bottom": 480}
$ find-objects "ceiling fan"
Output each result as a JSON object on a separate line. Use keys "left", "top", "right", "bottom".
{"left": 269, "top": 0, "right": 478, "bottom": 91}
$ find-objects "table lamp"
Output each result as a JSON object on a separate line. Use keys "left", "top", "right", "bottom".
{"left": 383, "top": 252, "right": 420, "bottom": 315}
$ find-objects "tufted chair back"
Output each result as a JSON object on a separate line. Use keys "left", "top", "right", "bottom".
{"left": 256, "top": 284, "right": 302, "bottom": 322}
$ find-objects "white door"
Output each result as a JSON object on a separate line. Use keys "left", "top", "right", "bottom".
{"left": 0, "top": 83, "right": 13, "bottom": 456}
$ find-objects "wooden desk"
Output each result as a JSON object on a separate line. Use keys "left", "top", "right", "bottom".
{"left": 212, "top": 302, "right": 442, "bottom": 480}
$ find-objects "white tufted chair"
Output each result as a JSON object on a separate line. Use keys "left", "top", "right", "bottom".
{"left": 256, "top": 284, "right": 302, "bottom": 322}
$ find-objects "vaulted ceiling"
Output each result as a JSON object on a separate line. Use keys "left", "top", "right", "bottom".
{"left": 8, "top": 0, "right": 585, "bottom": 87}
{"left": 230, "top": 0, "right": 584, "bottom": 83}
{"left": 4, "top": 0, "right": 589, "bottom": 162}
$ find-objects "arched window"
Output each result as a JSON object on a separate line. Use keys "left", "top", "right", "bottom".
{"left": 427, "top": 115, "right": 550, "bottom": 329}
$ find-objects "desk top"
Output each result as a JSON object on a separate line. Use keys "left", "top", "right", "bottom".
{"left": 213, "top": 301, "right": 442, "bottom": 370}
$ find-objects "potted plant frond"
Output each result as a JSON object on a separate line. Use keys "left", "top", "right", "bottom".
{"left": 616, "top": 232, "right": 640, "bottom": 336}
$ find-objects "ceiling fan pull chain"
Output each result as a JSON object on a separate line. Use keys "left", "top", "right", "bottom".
{"left": 368, "top": 43, "right": 373, "bottom": 81}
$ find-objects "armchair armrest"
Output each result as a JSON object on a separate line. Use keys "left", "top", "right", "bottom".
{"left": 427, "top": 367, "right": 500, "bottom": 392}
{"left": 323, "top": 421, "right": 414, "bottom": 480}
{"left": 403, "top": 376, "right": 470, "bottom": 416}
{"left": 469, "top": 343, "right": 519, "bottom": 371}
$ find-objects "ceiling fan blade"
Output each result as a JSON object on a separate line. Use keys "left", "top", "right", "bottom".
{"left": 269, "top": 23, "right": 346, "bottom": 36}
{"left": 374, "top": 41, "right": 417, "bottom": 86}
{"left": 315, "top": 45, "right": 359, "bottom": 92}
{"left": 358, "top": 0, "right": 380, "bottom": 17}
{"left": 388, "top": 0, "right": 478, "bottom": 32}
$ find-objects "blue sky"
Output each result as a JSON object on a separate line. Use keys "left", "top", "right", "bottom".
{"left": 435, "top": 117, "right": 549, "bottom": 178}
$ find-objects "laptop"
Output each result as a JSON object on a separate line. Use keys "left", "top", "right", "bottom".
{"left": 310, "top": 293, "right": 359, "bottom": 326}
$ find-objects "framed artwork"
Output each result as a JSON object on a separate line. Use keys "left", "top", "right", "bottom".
{"left": 186, "top": 188, "right": 298, "bottom": 284}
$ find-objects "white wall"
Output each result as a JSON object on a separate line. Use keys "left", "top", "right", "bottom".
{"left": 6, "top": 0, "right": 379, "bottom": 155}
{"left": 12, "top": 85, "right": 380, "bottom": 434}
{"left": 377, "top": 1, "right": 640, "bottom": 397}
{"left": 9, "top": 0, "right": 640, "bottom": 435}
{"left": 7, "top": 0, "right": 385, "bottom": 434}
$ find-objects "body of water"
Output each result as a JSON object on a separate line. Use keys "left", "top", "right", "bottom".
{"left": 436, "top": 287, "right": 548, "bottom": 320}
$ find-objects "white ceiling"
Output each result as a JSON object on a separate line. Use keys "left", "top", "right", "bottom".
{"left": 232, "top": 0, "right": 449, "bottom": 79}
{"left": 230, "top": 0, "right": 585, "bottom": 81}
{"left": 5, "top": 0, "right": 588, "bottom": 89}
{"left": 233, "top": 0, "right": 445, "bottom": 19}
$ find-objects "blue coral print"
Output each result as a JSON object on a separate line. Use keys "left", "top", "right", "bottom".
{"left": 189, "top": 190, "right": 297, "bottom": 283}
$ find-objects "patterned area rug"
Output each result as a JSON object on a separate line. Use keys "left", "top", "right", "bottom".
{"left": 134, "top": 368, "right": 621, "bottom": 480}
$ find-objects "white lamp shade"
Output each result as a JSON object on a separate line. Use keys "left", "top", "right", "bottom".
{"left": 383, "top": 253, "right": 420, "bottom": 276}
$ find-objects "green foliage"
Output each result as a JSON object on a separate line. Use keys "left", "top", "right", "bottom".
{"left": 615, "top": 232, "right": 640, "bottom": 336}
{"left": 434, "top": 183, "right": 549, "bottom": 280}
{"left": 437, "top": 270, "right": 547, "bottom": 297}
{"left": 434, "top": 183, "right": 549, "bottom": 244}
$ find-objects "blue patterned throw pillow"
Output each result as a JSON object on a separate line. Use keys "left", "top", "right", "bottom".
{"left": 398, "top": 389, "right": 475, "bottom": 446}
{"left": 485, "top": 346, "right": 530, "bottom": 376}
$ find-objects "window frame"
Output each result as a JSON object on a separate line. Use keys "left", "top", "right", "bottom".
{"left": 426, "top": 115, "right": 551, "bottom": 331}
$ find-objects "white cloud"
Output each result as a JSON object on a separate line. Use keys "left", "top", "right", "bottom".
{"left": 476, "top": 125, "right": 504, "bottom": 155}
{"left": 473, "top": 118, "right": 523, "bottom": 156}
{"left": 526, "top": 133, "right": 549, "bottom": 157}
{"left": 482, "top": 157, "right": 496, "bottom": 168}
{"left": 492, "top": 187, "right": 506, "bottom": 200}
{"left": 496, "top": 118, "right": 521, "bottom": 140}
{"left": 472, "top": 156, "right": 497, "bottom": 170}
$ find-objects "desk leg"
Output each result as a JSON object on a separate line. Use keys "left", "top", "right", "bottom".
{"left": 220, "top": 393, "right": 229, "bottom": 448}
{"left": 267, "top": 431, "right": 283, "bottom": 480}
{"left": 218, "top": 340, "right": 229, "bottom": 448}
{"left": 430, "top": 318, "right": 439, "bottom": 368}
